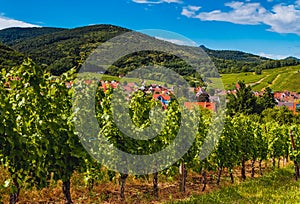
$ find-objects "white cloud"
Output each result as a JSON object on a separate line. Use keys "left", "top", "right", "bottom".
{"left": 181, "top": 1, "right": 300, "bottom": 35}
{"left": 192, "top": 2, "right": 266, "bottom": 25}
{"left": 0, "top": 16, "right": 40, "bottom": 30}
{"left": 133, "top": 0, "right": 181, "bottom": 4}
{"left": 187, "top": 5, "right": 201, "bottom": 11}
{"left": 181, "top": 5, "right": 201, "bottom": 18}
{"left": 264, "top": 4, "right": 300, "bottom": 34}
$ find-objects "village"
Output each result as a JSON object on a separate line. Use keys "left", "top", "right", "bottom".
{"left": 5, "top": 75, "right": 299, "bottom": 114}
{"left": 92, "top": 80, "right": 300, "bottom": 114}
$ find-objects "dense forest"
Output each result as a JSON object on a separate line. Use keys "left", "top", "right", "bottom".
{"left": 0, "top": 27, "right": 66, "bottom": 46}
{"left": 0, "top": 43, "right": 24, "bottom": 69}
{"left": 200, "top": 45, "right": 300, "bottom": 74}
{"left": 0, "top": 24, "right": 299, "bottom": 77}
{"left": 1, "top": 25, "right": 130, "bottom": 75}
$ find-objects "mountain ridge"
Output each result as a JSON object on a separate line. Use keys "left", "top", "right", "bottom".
{"left": 0, "top": 24, "right": 299, "bottom": 76}
{"left": 0, "top": 27, "right": 67, "bottom": 46}
{"left": 199, "top": 45, "right": 271, "bottom": 61}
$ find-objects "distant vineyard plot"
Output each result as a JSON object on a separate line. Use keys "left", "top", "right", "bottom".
{"left": 209, "top": 65, "right": 300, "bottom": 92}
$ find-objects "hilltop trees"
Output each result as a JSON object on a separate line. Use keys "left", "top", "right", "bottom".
{"left": 0, "top": 43, "right": 24, "bottom": 70}
{"left": 256, "top": 87, "right": 278, "bottom": 113}
{"left": 262, "top": 106, "right": 299, "bottom": 125}
{"left": 227, "top": 81, "right": 277, "bottom": 116}
{"left": 227, "top": 81, "right": 257, "bottom": 115}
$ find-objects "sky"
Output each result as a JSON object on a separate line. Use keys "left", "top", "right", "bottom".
{"left": 0, "top": 0, "right": 300, "bottom": 59}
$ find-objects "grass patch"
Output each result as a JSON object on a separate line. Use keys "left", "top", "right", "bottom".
{"left": 214, "top": 65, "right": 300, "bottom": 92}
{"left": 214, "top": 72, "right": 266, "bottom": 90}
{"left": 170, "top": 165, "right": 300, "bottom": 204}
{"left": 270, "top": 71, "right": 300, "bottom": 92}
{"left": 77, "top": 73, "right": 174, "bottom": 87}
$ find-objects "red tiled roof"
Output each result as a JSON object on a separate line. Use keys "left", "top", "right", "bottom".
{"left": 274, "top": 93, "right": 282, "bottom": 98}
{"left": 184, "top": 102, "right": 216, "bottom": 112}
{"left": 123, "top": 86, "right": 134, "bottom": 92}
{"left": 127, "top": 82, "right": 137, "bottom": 87}
{"left": 153, "top": 94, "right": 171, "bottom": 101}
{"left": 294, "top": 102, "right": 299, "bottom": 114}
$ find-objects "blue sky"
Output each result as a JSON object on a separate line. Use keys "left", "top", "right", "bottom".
{"left": 0, "top": 0, "right": 300, "bottom": 59}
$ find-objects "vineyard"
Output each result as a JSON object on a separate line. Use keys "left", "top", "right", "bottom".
{"left": 213, "top": 65, "right": 300, "bottom": 92}
{"left": 1, "top": 59, "right": 300, "bottom": 203}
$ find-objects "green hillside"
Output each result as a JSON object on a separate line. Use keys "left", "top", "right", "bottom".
{"left": 3, "top": 25, "right": 130, "bottom": 75}
{"left": 210, "top": 65, "right": 300, "bottom": 92}
{"left": 0, "top": 24, "right": 299, "bottom": 86}
{"left": 200, "top": 45, "right": 269, "bottom": 62}
{"left": 0, "top": 25, "right": 205, "bottom": 85}
{"left": 0, "top": 27, "right": 66, "bottom": 46}
{"left": 200, "top": 45, "right": 299, "bottom": 74}
{"left": 0, "top": 43, "right": 24, "bottom": 69}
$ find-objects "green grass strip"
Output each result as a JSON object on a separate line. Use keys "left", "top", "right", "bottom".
{"left": 168, "top": 165, "right": 300, "bottom": 204}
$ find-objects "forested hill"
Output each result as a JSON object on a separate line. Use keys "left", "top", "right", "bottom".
{"left": 0, "top": 24, "right": 299, "bottom": 77}
{"left": 0, "top": 25, "right": 130, "bottom": 75}
{"left": 200, "top": 45, "right": 300, "bottom": 74}
{"left": 0, "top": 27, "right": 66, "bottom": 46}
{"left": 199, "top": 45, "right": 269, "bottom": 62}
{"left": 0, "top": 43, "right": 24, "bottom": 69}
{"left": 285, "top": 56, "right": 300, "bottom": 62}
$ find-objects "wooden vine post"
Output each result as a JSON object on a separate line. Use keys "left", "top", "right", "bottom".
{"left": 179, "top": 162, "right": 187, "bottom": 193}
{"left": 290, "top": 130, "right": 300, "bottom": 180}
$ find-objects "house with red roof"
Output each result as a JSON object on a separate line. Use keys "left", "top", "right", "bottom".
{"left": 294, "top": 102, "right": 300, "bottom": 114}
{"left": 153, "top": 93, "right": 172, "bottom": 110}
{"left": 184, "top": 102, "right": 216, "bottom": 112}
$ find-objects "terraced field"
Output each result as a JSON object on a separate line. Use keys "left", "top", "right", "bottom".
{"left": 212, "top": 65, "right": 300, "bottom": 92}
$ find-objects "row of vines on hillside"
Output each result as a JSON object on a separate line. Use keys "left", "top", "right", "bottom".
{"left": 0, "top": 60, "right": 300, "bottom": 203}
